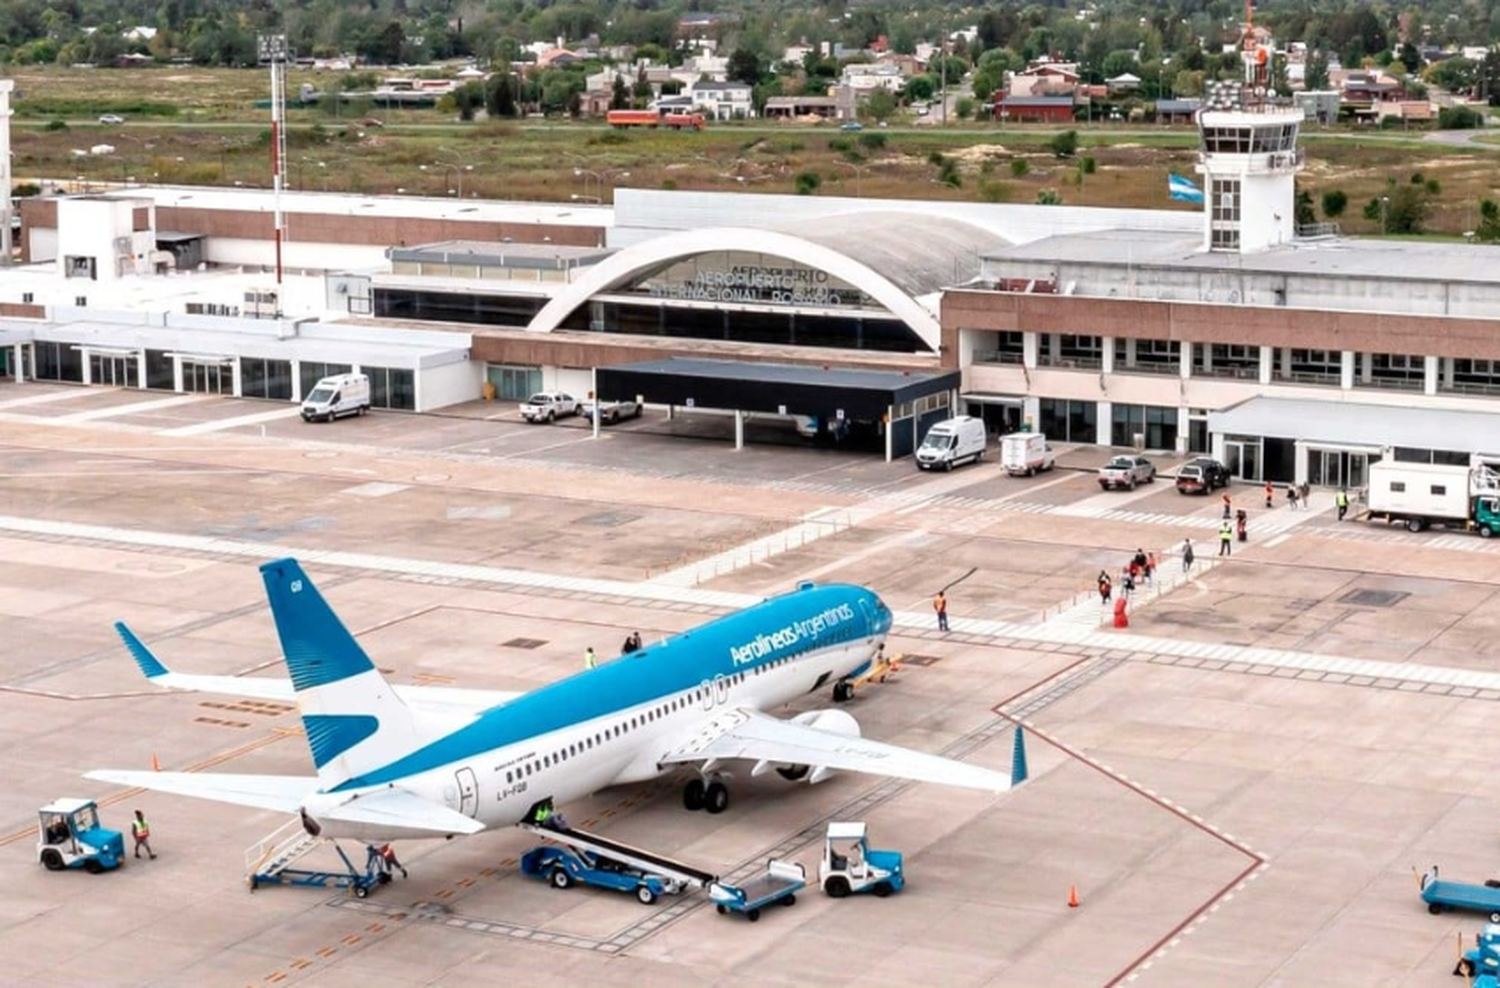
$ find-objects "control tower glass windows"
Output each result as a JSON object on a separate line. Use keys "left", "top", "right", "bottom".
{"left": 1209, "top": 178, "right": 1241, "bottom": 251}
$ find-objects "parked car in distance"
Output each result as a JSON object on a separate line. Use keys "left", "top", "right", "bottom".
{"left": 580, "top": 397, "right": 643, "bottom": 424}
{"left": 360, "top": 118, "right": 384, "bottom": 128}
{"left": 1175, "top": 457, "right": 1230, "bottom": 495}
{"left": 839, "top": 121, "right": 864, "bottom": 131}
{"left": 519, "top": 391, "right": 580, "bottom": 423}
{"left": 98, "top": 114, "right": 125, "bottom": 125}
{"left": 1098, "top": 455, "right": 1156, "bottom": 490}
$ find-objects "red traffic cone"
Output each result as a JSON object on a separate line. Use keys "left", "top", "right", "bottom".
{"left": 1068, "top": 885, "right": 1080, "bottom": 908}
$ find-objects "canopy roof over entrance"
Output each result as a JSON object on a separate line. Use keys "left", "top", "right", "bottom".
{"left": 1209, "top": 397, "right": 1500, "bottom": 455}
{"left": 596, "top": 357, "right": 959, "bottom": 420}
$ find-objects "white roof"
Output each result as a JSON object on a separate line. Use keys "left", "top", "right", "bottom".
{"left": 1209, "top": 397, "right": 1500, "bottom": 455}
{"left": 827, "top": 821, "right": 867, "bottom": 840}
{"left": 39, "top": 797, "right": 95, "bottom": 814}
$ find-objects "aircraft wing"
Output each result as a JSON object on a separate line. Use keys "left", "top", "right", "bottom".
{"left": 83, "top": 770, "right": 313, "bottom": 813}
{"left": 114, "top": 622, "right": 521, "bottom": 715}
{"left": 658, "top": 708, "right": 1012, "bottom": 793}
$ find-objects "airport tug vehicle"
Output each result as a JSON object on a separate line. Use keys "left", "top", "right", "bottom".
{"left": 820, "top": 821, "right": 904, "bottom": 898}
{"left": 37, "top": 799, "right": 125, "bottom": 874}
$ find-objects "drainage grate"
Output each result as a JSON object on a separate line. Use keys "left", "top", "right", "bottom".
{"left": 578, "top": 511, "right": 640, "bottom": 528}
{"left": 899, "top": 653, "right": 941, "bottom": 667}
{"left": 503, "top": 637, "right": 548, "bottom": 650}
{"left": 1338, "top": 589, "right": 1409, "bottom": 608}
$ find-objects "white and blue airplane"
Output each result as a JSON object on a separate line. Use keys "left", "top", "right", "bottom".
{"left": 87, "top": 559, "right": 1011, "bottom": 842}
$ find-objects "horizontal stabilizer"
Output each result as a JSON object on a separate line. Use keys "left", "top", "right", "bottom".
{"left": 661, "top": 708, "right": 1012, "bottom": 793}
{"left": 84, "top": 770, "right": 314, "bottom": 813}
{"left": 316, "top": 788, "right": 485, "bottom": 836}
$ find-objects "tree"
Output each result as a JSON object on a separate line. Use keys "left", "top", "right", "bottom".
{"left": 486, "top": 72, "right": 518, "bottom": 119}
{"left": 905, "top": 75, "right": 935, "bottom": 103}
{"left": 1425, "top": 56, "right": 1477, "bottom": 95}
{"left": 1398, "top": 42, "right": 1421, "bottom": 75}
{"left": 1295, "top": 188, "right": 1316, "bottom": 227}
{"left": 727, "top": 46, "right": 761, "bottom": 86}
{"left": 632, "top": 67, "right": 653, "bottom": 108}
{"left": 862, "top": 87, "right": 898, "bottom": 122}
{"left": 1477, "top": 199, "right": 1500, "bottom": 243}
{"left": 1304, "top": 51, "right": 1331, "bottom": 91}
{"left": 452, "top": 81, "right": 485, "bottom": 121}
{"left": 610, "top": 75, "right": 629, "bottom": 110}
{"left": 1049, "top": 130, "right": 1079, "bottom": 158}
{"left": 1101, "top": 49, "right": 1138, "bottom": 80}
{"left": 1322, "top": 189, "right": 1348, "bottom": 219}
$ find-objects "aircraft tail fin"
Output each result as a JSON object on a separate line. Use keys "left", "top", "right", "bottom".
{"left": 260, "top": 558, "right": 425, "bottom": 790}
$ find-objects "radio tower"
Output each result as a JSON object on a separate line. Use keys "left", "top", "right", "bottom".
{"left": 258, "top": 33, "right": 289, "bottom": 298}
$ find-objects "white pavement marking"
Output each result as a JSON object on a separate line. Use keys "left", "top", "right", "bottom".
{"left": 53, "top": 394, "right": 212, "bottom": 423}
{"left": 158, "top": 406, "right": 304, "bottom": 437}
{"left": 0, "top": 388, "right": 100, "bottom": 410}
{"left": 341, "top": 482, "right": 410, "bottom": 498}
{"left": 3, "top": 513, "right": 1498, "bottom": 696}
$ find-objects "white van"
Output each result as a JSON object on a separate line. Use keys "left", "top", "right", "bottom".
{"left": 301, "top": 373, "right": 371, "bottom": 422}
{"left": 1000, "top": 431, "right": 1056, "bottom": 476}
{"left": 915, "top": 416, "right": 987, "bottom": 471}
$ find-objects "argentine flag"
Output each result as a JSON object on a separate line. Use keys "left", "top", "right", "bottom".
{"left": 1168, "top": 173, "right": 1204, "bottom": 204}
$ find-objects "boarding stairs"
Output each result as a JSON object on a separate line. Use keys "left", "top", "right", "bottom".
{"left": 518, "top": 822, "right": 718, "bottom": 890}
{"left": 245, "top": 817, "right": 322, "bottom": 883}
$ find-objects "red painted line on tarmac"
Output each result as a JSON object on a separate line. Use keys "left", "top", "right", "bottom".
{"left": 992, "top": 663, "right": 1266, "bottom": 988}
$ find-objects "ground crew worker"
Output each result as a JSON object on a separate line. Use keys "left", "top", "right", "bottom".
{"left": 1097, "top": 570, "right": 1112, "bottom": 604}
{"left": 1219, "top": 520, "right": 1233, "bottom": 556}
{"left": 380, "top": 843, "right": 408, "bottom": 879}
{"left": 1264, "top": 481, "right": 1274, "bottom": 509}
{"left": 1182, "top": 539, "right": 1195, "bottom": 574}
{"left": 584, "top": 647, "right": 597, "bottom": 670}
{"left": 131, "top": 809, "right": 156, "bottom": 860}
{"left": 1221, "top": 491, "right": 1232, "bottom": 519}
{"left": 933, "top": 591, "right": 949, "bottom": 632}
{"left": 1336, "top": 488, "right": 1349, "bottom": 521}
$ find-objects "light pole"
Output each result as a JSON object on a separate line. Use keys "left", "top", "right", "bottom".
{"left": 573, "top": 166, "right": 601, "bottom": 202}
{"left": 835, "top": 160, "right": 866, "bottom": 197}
{"left": 422, "top": 161, "right": 474, "bottom": 197}
{"left": 1380, "top": 194, "right": 1390, "bottom": 236}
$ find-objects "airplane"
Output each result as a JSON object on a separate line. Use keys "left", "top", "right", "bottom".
{"left": 87, "top": 558, "right": 1012, "bottom": 843}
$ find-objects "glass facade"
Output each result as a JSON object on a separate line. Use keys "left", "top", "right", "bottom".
{"left": 1110, "top": 403, "right": 1178, "bottom": 450}
{"left": 34, "top": 341, "right": 83, "bottom": 382}
{"left": 559, "top": 301, "right": 924, "bottom": 353}
{"left": 1038, "top": 398, "right": 1097, "bottom": 444}
{"left": 241, "top": 358, "right": 294, "bottom": 400}
{"left": 365, "top": 365, "right": 415, "bottom": 411}
{"left": 144, "top": 349, "right": 174, "bottom": 390}
{"left": 374, "top": 288, "right": 546, "bottom": 326}
{"left": 487, "top": 364, "right": 542, "bottom": 400}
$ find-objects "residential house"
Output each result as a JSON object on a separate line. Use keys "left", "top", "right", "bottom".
{"left": 1106, "top": 72, "right": 1141, "bottom": 94}
{"left": 1008, "top": 61, "right": 1080, "bottom": 98}
{"left": 1155, "top": 98, "right": 1201, "bottom": 125}
{"left": 996, "top": 94, "right": 1077, "bottom": 123}
{"left": 688, "top": 80, "right": 754, "bottom": 120}
{"left": 763, "top": 95, "right": 839, "bottom": 120}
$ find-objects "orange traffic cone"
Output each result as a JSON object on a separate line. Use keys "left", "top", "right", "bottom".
{"left": 1068, "top": 885, "right": 1080, "bottom": 908}
{"left": 151, "top": 752, "right": 160, "bottom": 772}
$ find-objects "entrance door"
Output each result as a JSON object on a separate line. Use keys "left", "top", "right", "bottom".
{"left": 1225, "top": 438, "right": 1262, "bottom": 481}
{"left": 184, "top": 362, "right": 226, "bottom": 394}
{"left": 455, "top": 767, "right": 478, "bottom": 818}
{"left": 1309, "top": 450, "right": 1371, "bottom": 489}
{"left": 89, "top": 354, "right": 136, "bottom": 387}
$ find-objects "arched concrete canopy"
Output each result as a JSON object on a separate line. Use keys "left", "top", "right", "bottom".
{"left": 527, "top": 224, "right": 998, "bottom": 352}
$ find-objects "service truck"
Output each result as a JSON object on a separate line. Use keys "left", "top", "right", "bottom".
{"left": 1365, "top": 461, "right": 1500, "bottom": 536}
{"left": 1000, "top": 431, "right": 1055, "bottom": 476}
{"left": 301, "top": 373, "right": 370, "bottom": 422}
{"left": 606, "top": 109, "right": 707, "bottom": 130}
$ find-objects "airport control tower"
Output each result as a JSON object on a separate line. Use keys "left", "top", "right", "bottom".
{"left": 1194, "top": 4, "right": 1303, "bottom": 253}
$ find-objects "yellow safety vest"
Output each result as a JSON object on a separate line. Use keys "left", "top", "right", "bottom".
{"left": 132, "top": 819, "right": 150, "bottom": 839}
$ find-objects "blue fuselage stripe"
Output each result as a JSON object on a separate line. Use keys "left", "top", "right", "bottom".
{"left": 332, "top": 584, "right": 891, "bottom": 791}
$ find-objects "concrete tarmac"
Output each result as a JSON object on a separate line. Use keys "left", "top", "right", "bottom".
{"left": 1, "top": 384, "right": 1495, "bottom": 987}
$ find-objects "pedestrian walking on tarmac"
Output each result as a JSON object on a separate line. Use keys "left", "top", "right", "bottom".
{"left": 1287, "top": 485, "right": 1299, "bottom": 511}
{"left": 1097, "top": 570, "right": 1113, "bottom": 605}
{"left": 1221, "top": 491, "right": 1233, "bottom": 520}
{"left": 1219, "top": 520, "right": 1233, "bottom": 556}
{"left": 933, "top": 590, "right": 949, "bottom": 632}
{"left": 1236, "top": 509, "right": 1248, "bottom": 543}
{"left": 1336, "top": 488, "right": 1349, "bottom": 521}
{"left": 131, "top": 810, "right": 156, "bottom": 860}
{"left": 1264, "top": 480, "right": 1274, "bottom": 509}
{"left": 1182, "top": 539, "right": 1196, "bottom": 574}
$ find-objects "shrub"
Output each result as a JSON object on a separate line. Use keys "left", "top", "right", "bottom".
{"left": 795, "top": 171, "right": 821, "bottom": 195}
{"left": 857, "top": 132, "right": 887, "bottom": 150}
{"left": 1049, "top": 130, "right": 1079, "bottom": 158}
{"left": 1322, "top": 189, "right": 1348, "bottom": 218}
{"left": 1010, "top": 158, "right": 1029, "bottom": 178}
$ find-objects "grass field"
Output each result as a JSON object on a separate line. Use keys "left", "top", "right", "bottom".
{"left": 9, "top": 66, "right": 1499, "bottom": 236}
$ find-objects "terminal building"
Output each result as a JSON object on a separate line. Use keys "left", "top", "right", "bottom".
{"left": 7, "top": 69, "right": 1500, "bottom": 479}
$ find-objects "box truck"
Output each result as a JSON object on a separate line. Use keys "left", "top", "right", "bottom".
{"left": 1365, "top": 461, "right": 1500, "bottom": 536}
{"left": 915, "top": 416, "right": 987, "bottom": 471}
{"left": 301, "top": 373, "right": 371, "bottom": 422}
{"left": 1000, "top": 431, "right": 1055, "bottom": 476}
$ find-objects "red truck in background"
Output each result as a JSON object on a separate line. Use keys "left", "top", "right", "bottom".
{"left": 606, "top": 108, "right": 707, "bottom": 130}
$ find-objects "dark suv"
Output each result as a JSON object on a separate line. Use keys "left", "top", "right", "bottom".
{"left": 1175, "top": 457, "right": 1230, "bottom": 495}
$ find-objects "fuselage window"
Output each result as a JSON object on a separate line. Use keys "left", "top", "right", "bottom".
{"left": 505, "top": 770, "right": 513, "bottom": 783}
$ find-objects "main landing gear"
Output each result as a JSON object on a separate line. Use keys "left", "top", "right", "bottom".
{"left": 682, "top": 777, "right": 730, "bottom": 814}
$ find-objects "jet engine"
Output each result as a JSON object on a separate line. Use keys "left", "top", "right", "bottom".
{"left": 761, "top": 709, "right": 861, "bottom": 784}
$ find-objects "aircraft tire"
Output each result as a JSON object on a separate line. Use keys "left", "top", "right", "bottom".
{"left": 704, "top": 781, "right": 729, "bottom": 814}
{"left": 683, "top": 778, "right": 706, "bottom": 811}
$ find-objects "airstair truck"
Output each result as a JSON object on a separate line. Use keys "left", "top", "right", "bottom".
{"left": 1365, "top": 462, "right": 1500, "bottom": 536}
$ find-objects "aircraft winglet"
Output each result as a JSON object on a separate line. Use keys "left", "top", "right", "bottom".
{"left": 115, "top": 621, "right": 170, "bottom": 679}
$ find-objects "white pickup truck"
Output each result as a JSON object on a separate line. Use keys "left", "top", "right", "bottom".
{"left": 580, "top": 398, "right": 643, "bottom": 424}
{"left": 1098, "top": 455, "right": 1156, "bottom": 491}
{"left": 519, "top": 392, "right": 579, "bottom": 424}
